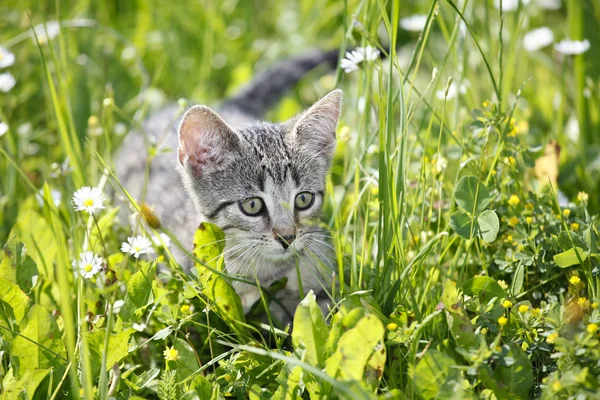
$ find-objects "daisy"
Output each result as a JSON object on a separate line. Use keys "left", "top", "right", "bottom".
{"left": 33, "top": 21, "right": 60, "bottom": 45}
{"left": 0, "top": 121, "right": 8, "bottom": 137}
{"left": 554, "top": 38, "right": 590, "bottom": 55}
{"left": 72, "top": 186, "right": 105, "bottom": 214}
{"left": 121, "top": 235, "right": 153, "bottom": 258}
{"left": 340, "top": 46, "right": 380, "bottom": 73}
{"left": 523, "top": 27, "right": 554, "bottom": 52}
{"left": 399, "top": 15, "right": 428, "bottom": 32}
{"left": 0, "top": 72, "right": 16, "bottom": 93}
{"left": 0, "top": 47, "right": 15, "bottom": 69}
{"left": 494, "top": 0, "right": 530, "bottom": 11}
{"left": 72, "top": 251, "right": 103, "bottom": 279}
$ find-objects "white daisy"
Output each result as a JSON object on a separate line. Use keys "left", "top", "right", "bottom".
{"left": 400, "top": 15, "right": 428, "bottom": 32}
{"left": 33, "top": 21, "right": 60, "bottom": 45}
{"left": 535, "top": 0, "right": 561, "bottom": 10}
{"left": 121, "top": 235, "right": 153, "bottom": 258}
{"left": 523, "top": 27, "right": 554, "bottom": 52}
{"left": 554, "top": 38, "right": 590, "bottom": 55}
{"left": 0, "top": 121, "right": 8, "bottom": 137}
{"left": 494, "top": 0, "right": 530, "bottom": 11}
{"left": 435, "top": 80, "right": 468, "bottom": 100}
{"left": 0, "top": 47, "right": 15, "bottom": 69}
{"left": 0, "top": 72, "right": 16, "bottom": 93}
{"left": 340, "top": 46, "right": 380, "bottom": 73}
{"left": 72, "top": 186, "right": 105, "bottom": 214}
{"left": 72, "top": 251, "right": 103, "bottom": 279}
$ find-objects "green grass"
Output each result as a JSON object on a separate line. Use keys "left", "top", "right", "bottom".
{"left": 1, "top": 0, "right": 600, "bottom": 399}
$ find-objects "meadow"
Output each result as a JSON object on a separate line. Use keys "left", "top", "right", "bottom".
{"left": 1, "top": 0, "right": 600, "bottom": 398}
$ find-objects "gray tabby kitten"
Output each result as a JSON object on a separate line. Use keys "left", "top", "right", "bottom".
{"left": 117, "top": 50, "right": 340, "bottom": 316}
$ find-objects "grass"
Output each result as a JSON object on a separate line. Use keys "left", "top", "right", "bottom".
{"left": 1, "top": 0, "right": 600, "bottom": 399}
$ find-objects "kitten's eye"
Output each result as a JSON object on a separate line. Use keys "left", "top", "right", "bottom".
{"left": 294, "top": 192, "right": 314, "bottom": 210}
{"left": 239, "top": 197, "right": 264, "bottom": 216}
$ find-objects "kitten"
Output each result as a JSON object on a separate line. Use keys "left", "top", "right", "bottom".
{"left": 117, "top": 50, "right": 341, "bottom": 318}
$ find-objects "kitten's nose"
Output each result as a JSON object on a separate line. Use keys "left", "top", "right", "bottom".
{"left": 275, "top": 233, "right": 296, "bottom": 249}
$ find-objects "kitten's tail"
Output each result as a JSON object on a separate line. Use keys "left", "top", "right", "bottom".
{"left": 219, "top": 48, "right": 340, "bottom": 118}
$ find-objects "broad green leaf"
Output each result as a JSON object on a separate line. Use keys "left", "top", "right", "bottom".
{"left": 478, "top": 210, "right": 499, "bottom": 243}
{"left": 0, "top": 240, "right": 38, "bottom": 294}
{"left": 0, "top": 367, "right": 50, "bottom": 400}
{"left": 454, "top": 176, "right": 491, "bottom": 215}
{"left": 479, "top": 344, "right": 533, "bottom": 399}
{"left": 410, "top": 350, "right": 462, "bottom": 399}
{"left": 192, "top": 222, "right": 226, "bottom": 272}
{"left": 88, "top": 328, "right": 133, "bottom": 377}
{"left": 446, "top": 311, "right": 478, "bottom": 351}
{"left": 553, "top": 247, "right": 588, "bottom": 268}
{"left": 192, "top": 224, "right": 245, "bottom": 326}
{"left": 10, "top": 305, "right": 66, "bottom": 379}
{"left": 10, "top": 209, "right": 57, "bottom": 278}
{"left": 511, "top": 264, "right": 524, "bottom": 296}
{"left": 557, "top": 230, "right": 587, "bottom": 251}
{"left": 442, "top": 280, "right": 461, "bottom": 314}
{"left": 120, "top": 262, "right": 156, "bottom": 322}
{"left": 292, "top": 290, "right": 329, "bottom": 367}
{"left": 272, "top": 364, "right": 303, "bottom": 400}
{"left": 170, "top": 337, "right": 200, "bottom": 382}
{"left": 463, "top": 277, "right": 506, "bottom": 302}
{"left": 0, "top": 278, "right": 29, "bottom": 324}
{"left": 450, "top": 210, "right": 478, "bottom": 240}
{"left": 325, "top": 314, "right": 385, "bottom": 383}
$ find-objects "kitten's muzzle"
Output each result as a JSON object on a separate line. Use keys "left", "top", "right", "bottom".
{"left": 275, "top": 234, "right": 296, "bottom": 250}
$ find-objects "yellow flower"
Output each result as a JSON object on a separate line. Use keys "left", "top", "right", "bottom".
{"left": 508, "top": 195, "right": 520, "bottom": 206}
{"left": 526, "top": 217, "right": 533, "bottom": 225}
{"left": 517, "top": 244, "right": 525, "bottom": 252}
{"left": 525, "top": 203, "right": 534, "bottom": 211}
{"left": 508, "top": 217, "right": 519, "bottom": 227}
{"left": 498, "top": 316, "right": 508, "bottom": 327}
{"left": 592, "top": 302, "right": 599, "bottom": 309}
{"left": 497, "top": 280, "right": 509, "bottom": 290}
{"left": 480, "top": 327, "right": 488, "bottom": 335}
{"left": 502, "top": 300, "right": 513, "bottom": 309}
{"left": 180, "top": 304, "right": 190, "bottom": 313}
{"left": 552, "top": 381, "right": 562, "bottom": 392}
{"left": 482, "top": 100, "right": 490, "bottom": 108}
{"left": 587, "top": 323, "right": 598, "bottom": 334}
{"left": 491, "top": 169, "right": 497, "bottom": 175}
{"left": 506, "top": 235, "right": 513, "bottom": 242}
{"left": 547, "top": 332, "right": 559, "bottom": 343}
{"left": 387, "top": 322, "right": 398, "bottom": 332}
{"left": 570, "top": 222, "right": 580, "bottom": 231}
{"left": 163, "top": 346, "right": 179, "bottom": 361}
{"left": 531, "top": 308, "right": 541, "bottom": 316}
{"left": 578, "top": 297, "right": 589, "bottom": 308}
{"left": 577, "top": 191, "right": 589, "bottom": 203}
{"left": 555, "top": 214, "right": 562, "bottom": 221}
{"left": 563, "top": 209, "right": 571, "bottom": 217}
{"left": 570, "top": 276, "right": 581, "bottom": 285}
{"left": 507, "top": 156, "right": 517, "bottom": 167}
{"left": 518, "top": 305, "right": 529, "bottom": 314}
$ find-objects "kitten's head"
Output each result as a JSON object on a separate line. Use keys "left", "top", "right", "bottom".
{"left": 177, "top": 90, "right": 341, "bottom": 264}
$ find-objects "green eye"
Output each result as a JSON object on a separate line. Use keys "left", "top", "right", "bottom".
{"left": 295, "top": 192, "right": 314, "bottom": 210}
{"left": 240, "top": 197, "right": 264, "bottom": 216}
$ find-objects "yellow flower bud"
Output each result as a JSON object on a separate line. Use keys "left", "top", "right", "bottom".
{"left": 508, "top": 195, "right": 520, "bottom": 206}
{"left": 498, "top": 316, "right": 508, "bottom": 327}
{"left": 518, "top": 305, "right": 529, "bottom": 314}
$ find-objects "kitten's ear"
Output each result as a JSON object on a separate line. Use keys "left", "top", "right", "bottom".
{"left": 291, "top": 89, "right": 342, "bottom": 158}
{"left": 178, "top": 105, "right": 239, "bottom": 177}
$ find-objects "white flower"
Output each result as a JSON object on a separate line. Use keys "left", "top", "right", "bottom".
{"left": 0, "top": 72, "right": 16, "bottom": 92}
{"left": 494, "top": 0, "right": 530, "bottom": 11}
{"left": 132, "top": 322, "right": 147, "bottom": 332}
{"left": 340, "top": 46, "right": 380, "bottom": 73}
{"left": 121, "top": 235, "right": 153, "bottom": 258}
{"left": 535, "top": 0, "right": 561, "bottom": 10}
{"left": 151, "top": 233, "right": 171, "bottom": 249}
{"left": 554, "top": 38, "right": 590, "bottom": 55}
{"left": 523, "top": 27, "right": 554, "bottom": 52}
{"left": 112, "top": 300, "right": 125, "bottom": 314}
{"left": 432, "top": 153, "right": 448, "bottom": 174}
{"left": 400, "top": 14, "right": 428, "bottom": 32}
{"left": 435, "top": 80, "right": 468, "bottom": 100}
{"left": 0, "top": 121, "right": 8, "bottom": 137}
{"left": 33, "top": 21, "right": 60, "bottom": 45}
{"left": 0, "top": 47, "right": 15, "bottom": 69}
{"left": 72, "top": 251, "right": 103, "bottom": 279}
{"left": 72, "top": 186, "right": 105, "bottom": 214}
{"left": 37, "top": 188, "right": 62, "bottom": 208}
